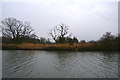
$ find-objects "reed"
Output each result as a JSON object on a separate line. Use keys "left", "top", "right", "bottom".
{"left": 2, "top": 43, "right": 99, "bottom": 51}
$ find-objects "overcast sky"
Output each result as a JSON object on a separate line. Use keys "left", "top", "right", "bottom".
{"left": 1, "top": 0, "right": 119, "bottom": 42}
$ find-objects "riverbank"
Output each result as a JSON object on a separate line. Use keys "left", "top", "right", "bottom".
{"left": 1, "top": 43, "right": 118, "bottom": 51}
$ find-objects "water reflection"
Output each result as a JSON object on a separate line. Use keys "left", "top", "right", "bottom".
{"left": 2, "top": 50, "right": 118, "bottom": 78}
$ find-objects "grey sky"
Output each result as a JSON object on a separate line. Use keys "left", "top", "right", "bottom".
{"left": 1, "top": 0, "right": 118, "bottom": 42}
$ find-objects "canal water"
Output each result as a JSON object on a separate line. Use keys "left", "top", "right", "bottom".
{"left": 2, "top": 50, "right": 118, "bottom": 78}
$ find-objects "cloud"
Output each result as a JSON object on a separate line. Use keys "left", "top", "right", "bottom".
{"left": 1, "top": 0, "right": 120, "bottom": 2}
{"left": 1, "top": 1, "right": 118, "bottom": 41}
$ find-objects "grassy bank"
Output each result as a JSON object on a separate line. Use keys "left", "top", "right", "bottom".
{"left": 2, "top": 43, "right": 118, "bottom": 51}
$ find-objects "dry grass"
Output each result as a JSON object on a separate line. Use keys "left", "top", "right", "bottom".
{"left": 18, "top": 43, "right": 43, "bottom": 49}
{"left": 2, "top": 43, "right": 97, "bottom": 51}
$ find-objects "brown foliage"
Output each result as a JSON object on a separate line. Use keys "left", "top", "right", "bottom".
{"left": 2, "top": 43, "right": 97, "bottom": 51}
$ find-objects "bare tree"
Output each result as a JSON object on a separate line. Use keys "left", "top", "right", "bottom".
{"left": 49, "top": 23, "right": 69, "bottom": 42}
{"left": 49, "top": 26, "right": 59, "bottom": 42}
{"left": 1, "top": 18, "right": 35, "bottom": 40}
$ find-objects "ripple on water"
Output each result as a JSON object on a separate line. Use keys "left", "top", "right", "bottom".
{"left": 2, "top": 50, "right": 118, "bottom": 78}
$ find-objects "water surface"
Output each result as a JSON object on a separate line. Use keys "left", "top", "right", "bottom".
{"left": 2, "top": 50, "right": 118, "bottom": 78}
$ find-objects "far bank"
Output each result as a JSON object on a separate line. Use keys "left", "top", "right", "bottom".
{"left": 2, "top": 43, "right": 119, "bottom": 51}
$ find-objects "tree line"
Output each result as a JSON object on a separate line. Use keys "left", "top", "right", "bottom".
{"left": 1, "top": 18, "right": 79, "bottom": 44}
{"left": 1, "top": 18, "right": 120, "bottom": 51}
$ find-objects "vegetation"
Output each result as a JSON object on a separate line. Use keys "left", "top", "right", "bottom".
{"left": 1, "top": 18, "right": 119, "bottom": 51}
{"left": 1, "top": 18, "right": 37, "bottom": 44}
